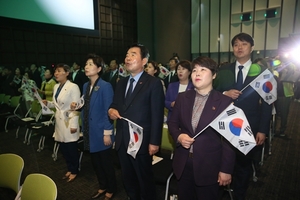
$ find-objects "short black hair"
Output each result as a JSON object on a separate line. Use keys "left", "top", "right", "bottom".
{"left": 231, "top": 33, "right": 254, "bottom": 47}
{"left": 86, "top": 53, "right": 105, "bottom": 77}
{"left": 128, "top": 43, "right": 150, "bottom": 60}
{"left": 191, "top": 56, "right": 218, "bottom": 75}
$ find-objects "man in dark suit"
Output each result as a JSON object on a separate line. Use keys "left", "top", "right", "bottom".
{"left": 71, "top": 62, "right": 89, "bottom": 95}
{"left": 101, "top": 59, "right": 119, "bottom": 91}
{"left": 213, "top": 33, "right": 272, "bottom": 200}
{"left": 29, "top": 64, "right": 42, "bottom": 88}
{"left": 108, "top": 44, "right": 165, "bottom": 200}
{"left": 164, "top": 57, "right": 179, "bottom": 89}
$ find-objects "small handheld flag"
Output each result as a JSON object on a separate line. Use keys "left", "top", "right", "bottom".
{"left": 122, "top": 117, "right": 143, "bottom": 158}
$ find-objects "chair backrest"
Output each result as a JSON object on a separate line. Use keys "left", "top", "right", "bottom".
{"left": 10, "top": 96, "right": 21, "bottom": 107}
{"left": 31, "top": 100, "right": 42, "bottom": 114}
{"left": 0, "top": 153, "right": 24, "bottom": 193}
{"left": 17, "top": 173, "right": 57, "bottom": 200}
{"left": 0, "top": 93, "right": 5, "bottom": 103}
{"left": 161, "top": 123, "right": 175, "bottom": 151}
{"left": 2, "top": 95, "right": 11, "bottom": 105}
{"left": 10, "top": 96, "right": 22, "bottom": 114}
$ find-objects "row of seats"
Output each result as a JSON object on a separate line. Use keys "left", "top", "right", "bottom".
{"left": 0, "top": 153, "right": 57, "bottom": 200}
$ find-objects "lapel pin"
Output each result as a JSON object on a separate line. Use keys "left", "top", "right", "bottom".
{"left": 212, "top": 106, "right": 216, "bottom": 110}
{"left": 139, "top": 82, "right": 143, "bottom": 84}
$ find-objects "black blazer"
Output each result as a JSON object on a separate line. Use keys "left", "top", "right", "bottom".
{"left": 72, "top": 70, "right": 89, "bottom": 95}
{"left": 110, "top": 72, "right": 165, "bottom": 154}
{"left": 164, "top": 72, "right": 179, "bottom": 89}
{"left": 102, "top": 70, "right": 119, "bottom": 91}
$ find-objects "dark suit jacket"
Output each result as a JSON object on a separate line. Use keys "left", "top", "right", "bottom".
{"left": 30, "top": 70, "right": 42, "bottom": 88}
{"left": 165, "top": 81, "right": 194, "bottom": 120}
{"left": 213, "top": 62, "right": 272, "bottom": 135}
{"left": 168, "top": 89, "right": 235, "bottom": 186}
{"left": 101, "top": 70, "right": 119, "bottom": 91}
{"left": 72, "top": 70, "right": 89, "bottom": 95}
{"left": 110, "top": 72, "right": 165, "bottom": 154}
{"left": 164, "top": 71, "right": 179, "bottom": 89}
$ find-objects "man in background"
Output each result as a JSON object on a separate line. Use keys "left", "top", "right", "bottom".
{"left": 213, "top": 32, "right": 272, "bottom": 200}
{"left": 71, "top": 62, "right": 89, "bottom": 95}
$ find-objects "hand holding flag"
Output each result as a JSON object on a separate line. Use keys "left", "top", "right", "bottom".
{"left": 33, "top": 88, "right": 54, "bottom": 115}
{"left": 209, "top": 104, "right": 256, "bottom": 154}
{"left": 241, "top": 69, "right": 277, "bottom": 105}
{"left": 193, "top": 104, "right": 256, "bottom": 155}
{"left": 122, "top": 117, "right": 143, "bottom": 158}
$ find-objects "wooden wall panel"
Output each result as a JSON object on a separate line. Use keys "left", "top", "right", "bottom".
{"left": 220, "top": 0, "right": 230, "bottom": 52}
{"left": 253, "top": 20, "right": 266, "bottom": 50}
{"left": 200, "top": 0, "right": 210, "bottom": 53}
{"left": 266, "top": 18, "right": 280, "bottom": 49}
{"left": 280, "top": 0, "right": 296, "bottom": 38}
{"left": 191, "top": 0, "right": 200, "bottom": 54}
{"left": 210, "top": 0, "right": 220, "bottom": 52}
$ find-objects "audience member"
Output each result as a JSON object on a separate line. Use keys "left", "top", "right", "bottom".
{"left": 108, "top": 43, "right": 165, "bottom": 200}
{"left": 165, "top": 60, "right": 193, "bottom": 120}
{"left": 71, "top": 62, "right": 89, "bottom": 95}
{"left": 164, "top": 57, "right": 179, "bottom": 89}
{"left": 145, "top": 60, "right": 166, "bottom": 94}
{"left": 168, "top": 56, "right": 235, "bottom": 200}
{"left": 275, "top": 62, "right": 295, "bottom": 137}
{"left": 11, "top": 67, "right": 23, "bottom": 96}
{"left": 43, "top": 63, "right": 81, "bottom": 183}
{"left": 101, "top": 59, "right": 119, "bottom": 91}
{"left": 29, "top": 64, "right": 42, "bottom": 89}
{"left": 38, "top": 68, "right": 56, "bottom": 101}
{"left": 213, "top": 33, "right": 272, "bottom": 200}
{"left": 18, "top": 72, "right": 37, "bottom": 112}
{"left": 2, "top": 66, "right": 15, "bottom": 96}
{"left": 72, "top": 54, "right": 117, "bottom": 200}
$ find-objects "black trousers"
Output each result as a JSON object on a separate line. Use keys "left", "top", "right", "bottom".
{"left": 178, "top": 157, "right": 220, "bottom": 200}
{"left": 90, "top": 148, "right": 117, "bottom": 194}
{"left": 118, "top": 143, "right": 156, "bottom": 200}
{"left": 60, "top": 141, "right": 79, "bottom": 174}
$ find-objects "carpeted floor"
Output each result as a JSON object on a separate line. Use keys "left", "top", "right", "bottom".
{"left": 0, "top": 101, "right": 300, "bottom": 200}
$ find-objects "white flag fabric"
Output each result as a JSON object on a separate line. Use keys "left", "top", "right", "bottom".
{"left": 33, "top": 88, "right": 54, "bottom": 115}
{"left": 248, "top": 69, "right": 277, "bottom": 105}
{"left": 122, "top": 117, "right": 143, "bottom": 159}
{"left": 63, "top": 95, "right": 85, "bottom": 121}
{"left": 118, "top": 64, "right": 128, "bottom": 77}
{"left": 158, "top": 66, "right": 170, "bottom": 79}
{"left": 209, "top": 104, "right": 256, "bottom": 155}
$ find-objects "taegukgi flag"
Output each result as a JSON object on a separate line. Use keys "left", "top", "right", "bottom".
{"left": 158, "top": 66, "right": 170, "bottom": 79}
{"left": 209, "top": 104, "right": 256, "bottom": 155}
{"left": 118, "top": 64, "right": 128, "bottom": 77}
{"left": 122, "top": 118, "right": 143, "bottom": 159}
{"left": 248, "top": 69, "right": 277, "bottom": 105}
{"left": 32, "top": 88, "right": 54, "bottom": 115}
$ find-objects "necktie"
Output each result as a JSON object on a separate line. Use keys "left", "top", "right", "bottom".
{"left": 236, "top": 65, "right": 244, "bottom": 90}
{"left": 109, "top": 71, "right": 113, "bottom": 80}
{"left": 125, "top": 78, "right": 135, "bottom": 104}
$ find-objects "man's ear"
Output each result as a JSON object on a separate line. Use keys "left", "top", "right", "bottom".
{"left": 142, "top": 58, "right": 148, "bottom": 66}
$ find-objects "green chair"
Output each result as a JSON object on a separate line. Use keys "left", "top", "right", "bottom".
{"left": 0, "top": 153, "right": 24, "bottom": 194}
{"left": 153, "top": 123, "right": 176, "bottom": 200}
{"left": 0, "top": 93, "right": 5, "bottom": 103}
{"left": 4, "top": 96, "right": 22, "bottom": 132}
{"left": 15, "top": 173, "right": 57, "bottom": 200}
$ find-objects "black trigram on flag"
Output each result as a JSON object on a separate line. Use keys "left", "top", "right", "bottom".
{"left": 244, "top": 125, "right": 253, "bottom": 136}
{"left": 226, "top": 108, "right": 237, "bottom": 116}
{"left": 238, "top": 140, "right": 250, "bottom": 147}
{"left": 263, "top": 74, "right": 270, "bottom": 79}
{"left": 43, "top": 106, "right": 47, "bottom": 111}
{"left": 218, "top": 121, "right": 225, "bottom": 130}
